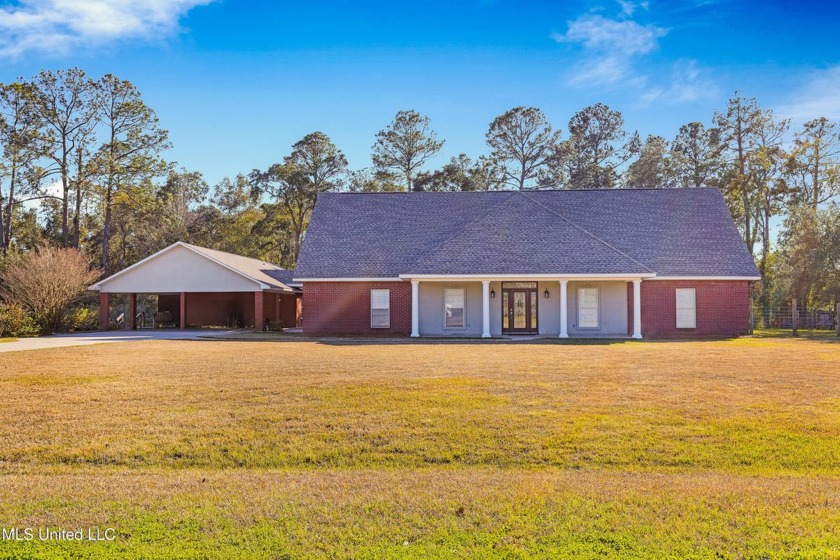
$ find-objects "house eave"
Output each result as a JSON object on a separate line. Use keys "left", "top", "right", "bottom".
{"left": 293, "top": 277, "right": 403, "bottom": 283}
{"left": 649, "top": 275, "right": 762, "bottom": 281}
{"left": 398, "top": 273, "right": 658, "bottom": 282}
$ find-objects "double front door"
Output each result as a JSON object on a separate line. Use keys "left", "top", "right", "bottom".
{"left": 502, "top": 282, "right": 538, "bottom": 334}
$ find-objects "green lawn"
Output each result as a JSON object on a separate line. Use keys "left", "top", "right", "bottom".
{"left": 0, "top": 337, "right": 838, "bottom": 558}
{"left": 752, "top": 327, "right": 839, "bottom": 339}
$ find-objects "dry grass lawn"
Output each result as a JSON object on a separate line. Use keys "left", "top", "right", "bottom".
{"left": 0, "top": 337, "right": 838, "bottom": 558}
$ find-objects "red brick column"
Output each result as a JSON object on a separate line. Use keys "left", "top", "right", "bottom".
{"left": 180, "top": 292, "right": 187, "bottom": 329}
{"left": 99, "top": 292, "right": 110, "bottom": 331}
{"left": 129, "top": 293, "right": 137, "bottom": 330}
{"left": 254, "top": 291, "right": 265, "bottom": 331}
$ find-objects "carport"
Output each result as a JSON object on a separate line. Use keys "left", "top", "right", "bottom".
{"left": 90, "top": 242, "right": 301, "bottom": 331}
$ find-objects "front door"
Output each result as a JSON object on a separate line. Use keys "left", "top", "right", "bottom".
{"left": 502, "top": 282, "right": 538, "bottom": 334}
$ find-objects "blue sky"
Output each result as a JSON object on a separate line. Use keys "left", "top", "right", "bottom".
{"left": 1, "top": 0, "right": 839, "bottom": 186}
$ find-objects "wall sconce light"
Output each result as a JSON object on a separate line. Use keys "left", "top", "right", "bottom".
{"left": 490, "top": 289, "right": 496, "bottom": 299}
{"left": 544, "top": 288, "right": 550, "bottom": 299}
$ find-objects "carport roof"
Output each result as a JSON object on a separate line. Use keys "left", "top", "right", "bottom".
{"left": 90, "top": 242, "right": 297, "bottom": 292}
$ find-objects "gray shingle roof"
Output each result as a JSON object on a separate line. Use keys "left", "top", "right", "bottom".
{"left": 263, "top": 268, "right": 300, "bottom": 288}
{"left": 294, "top": 189, "right": 760, "bottom": 279}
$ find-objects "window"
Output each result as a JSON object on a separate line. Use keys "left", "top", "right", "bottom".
{"left": 370, "top": 289, "right": 390, "bottom": 328}
{"left": 676, "top": 288, "right": 696, "bottom": 329}
{"left": 577, "top": 287, "right": 599, "bottom": 329}
{"left": 444, "top": 288, "right": 465, "bottom": 328}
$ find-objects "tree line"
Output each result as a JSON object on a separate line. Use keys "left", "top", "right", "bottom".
{"left": 1, "top": 68, "right": 839, "bottom": 331}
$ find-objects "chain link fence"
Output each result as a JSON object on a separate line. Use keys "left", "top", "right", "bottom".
{"left": 752, "top": 304, "right": 839, "bottom": 332}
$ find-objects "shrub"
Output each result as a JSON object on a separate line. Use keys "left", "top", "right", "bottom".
{"left": 266, "top": 320, "right": 285, "bottom": 332}
{"left": 0, "top": 304, "right": 39, "bottom": 337}
{"left": 67, "top": 307, "right": 99, "bottom": 332}
{"left": 0, "top": 247, "right": 100, "bottom": 334}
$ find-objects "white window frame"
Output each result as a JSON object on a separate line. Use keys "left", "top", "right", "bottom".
{"left": 370, "top": 289, "right": 390, "bottom": 328}
{"left": 675, "top": 288, "right": 697, "bottom": 329}
{"left": 443, "top": 287, "right": 466, "bottom": 329}
{"left": 577, "top": 286, "right": 600, "bottom": 329}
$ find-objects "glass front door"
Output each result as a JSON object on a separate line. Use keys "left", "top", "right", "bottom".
{"left": 502, "top": 282, "right": 538, "bottom": 334}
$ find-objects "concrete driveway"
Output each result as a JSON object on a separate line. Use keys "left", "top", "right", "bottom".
{"left": 0, "top": 330, "right": 239, "bottom": 353}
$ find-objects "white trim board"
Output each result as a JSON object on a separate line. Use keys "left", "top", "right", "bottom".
{"left": 295, "top": 274, "right": 761, "bottom": 283}
{"left": 293, "top": 277, "right": 403, "bottom": 282}
{"left": 649, "top": 276, "right": 761, "bottom": 281}
{"left": 400, "top": 273, "right": 656, "bottom": 281}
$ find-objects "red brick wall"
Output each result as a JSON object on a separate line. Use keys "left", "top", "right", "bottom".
{"left": 303, "top": 281, "right": 411, "bottom": 336}
{"left": 185, "top": 292, "right": 256, "bottom": 328}
{"left": 157, "top": 291, "right": 297, "bottom": 329}
{"left": 630, "top": 280, "right": 752, "bottom": 339}
{"left": 276, "top": 294, "right": 301, "bottom": 327}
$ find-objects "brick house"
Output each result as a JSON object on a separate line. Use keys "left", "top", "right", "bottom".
{"left": 91, "top": 242, "right": 301, "bottom": 331}
{"left": 293, "top": 189, "right": 760, "bottom": 339}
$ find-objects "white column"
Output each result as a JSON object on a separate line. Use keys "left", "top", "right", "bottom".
{"left": 559, "top": 280, "right": 569, "bottom": 338}
{"left": 410, "top": 280, "right": 420, "bottom": 337}
{"left": 481, "top": 280, "right": 491, "bottom": 338}
{"left": 632, "top": 279, "right": 643, "bottom": 339}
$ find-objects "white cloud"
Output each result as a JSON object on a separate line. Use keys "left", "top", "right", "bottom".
{"left": 640, "top": 59, "right": 719, "bottom": 105}
{"left": 0, "top": 0, "right": 212, "bottom": 59}
{"left": 553, "top": 14, "right": 666, "bottom": 87}
{"left": 616, "top": 0, "right": 649, "bottom": 17}
{"left": 553, "top": 8, "right": 719, "bottom": 105}
{"left": 567, "top": 55, "right": 648, "bottom": 89}
{"left": 776, "top": 66, "right": 840, "bottom": 122}
{"left": 554, "top": 15, "right": 664, "bottom": 56}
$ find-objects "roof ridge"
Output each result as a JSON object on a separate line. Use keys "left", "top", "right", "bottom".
{"left": 516, "top": 191, "right": 655, "bottom": 273}
{"left": 185, "top": 242, "right": 286, "bottom": 270}
{"left": 404, "top": 191, "right": 518, "bottom": 270}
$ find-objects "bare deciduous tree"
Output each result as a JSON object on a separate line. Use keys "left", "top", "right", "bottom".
{"left": 0, "top": 246, "right": 99, "bottom": 333}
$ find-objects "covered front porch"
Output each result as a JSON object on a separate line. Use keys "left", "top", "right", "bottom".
{"left": 404, "top": 275, "right": 652, "bottom": 339}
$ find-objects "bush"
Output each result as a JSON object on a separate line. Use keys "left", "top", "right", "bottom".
{"left": 67, "top": 307, "right": 99, "bottom": 332}
{"left": 0, "top": 247, "right": 100, "bottom": 334}
{"left": 266, "top": 320, "right": 285, "bottom": 332}
{"left": 0, "top": 304, "right": 39, "bottom": 337}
